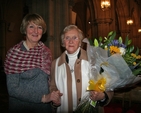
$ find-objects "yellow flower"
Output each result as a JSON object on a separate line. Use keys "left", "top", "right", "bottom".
{"left": 110, "top": 46, "right": 120, "bottom": 55}
{"left": 136, "top": 55, "right": 141, "bottom": 59}
{"left": 133, "top": 62, "right": 136, "bottom": 65}
{"left": 131, "top": 53, "right": 136, "bottom": 58}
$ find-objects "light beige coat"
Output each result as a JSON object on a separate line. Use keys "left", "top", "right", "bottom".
{"left": 50, "top": 48, "right": 114, "bottom": 113}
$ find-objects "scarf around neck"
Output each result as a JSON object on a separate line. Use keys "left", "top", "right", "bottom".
{"left": 4, "top": 41, "right": 52, "bottom": 75}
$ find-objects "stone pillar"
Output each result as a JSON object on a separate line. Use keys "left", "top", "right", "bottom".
{"left": 94, "top": 18, "right": 113, "bottom": 37}
{"left": 89, "top": 0, "right": 115, "bottom": 38}
{"left": 50, "top": 0, "right": 70, "bottom": 59}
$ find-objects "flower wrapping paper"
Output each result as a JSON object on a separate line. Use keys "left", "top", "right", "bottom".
{"left": 83, "top": 38, "right": 140, "bottom": 91}
{"left": 74, "top": 38, "right": 141, "bottom": 113}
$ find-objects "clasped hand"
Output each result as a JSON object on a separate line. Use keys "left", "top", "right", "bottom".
{"left": 41, "top": 90, "right": 63, "bottom": 106}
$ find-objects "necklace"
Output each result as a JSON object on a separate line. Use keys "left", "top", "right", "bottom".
{"left": 69, "top": 64, "right": 74, "bottom": 73}
{"left": 66, "top": 49, "right": 81, "bottom": 73}
{"left": 70, "top": 68, "right": 74, "bottom": 73}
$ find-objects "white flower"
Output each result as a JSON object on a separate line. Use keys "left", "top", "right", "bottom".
{"left": 104, "top": 45, "right": 107, "bottom": 49}
{"left": 119, "top": 47, "right": 126, "bottom": 55}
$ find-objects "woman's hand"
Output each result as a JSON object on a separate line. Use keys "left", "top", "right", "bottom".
{"left": 89, "top": 91, "right": 105, "bottom": 101}
{"left": 51, "top": 90, "right": 63, "bottom": 106}
{"left": 41, "top": 90, "right": 63, "bottom": 106}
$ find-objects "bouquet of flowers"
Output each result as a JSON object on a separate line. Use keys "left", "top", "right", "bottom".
{"left": 74, "top": 31, "right": 141, "bottom": 113}
{"left": 91, "top": 31, "right": 141, "bottom": 76}
{"left": 85, "top": 31, "right": 141, "bottom": 90}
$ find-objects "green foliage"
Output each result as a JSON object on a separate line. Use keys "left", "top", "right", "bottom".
{"left": 94, "top": 39, "right": 99, "bottom": 47}
{"left": 118, "top": 36, "right": 122, "bottom": 44}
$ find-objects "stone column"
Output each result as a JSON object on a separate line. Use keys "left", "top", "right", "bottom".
{"left": 94, "top": 18, "right": 113, "bottom": 37}
{"left": 89, "top": 0, "right": 115, "bottom": 37}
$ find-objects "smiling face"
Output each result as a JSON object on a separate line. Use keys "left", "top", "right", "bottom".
{"left": 63, "top": 29, "right": 81, "bottom": 54}
{"left": 25, "top": 21, "right": 43, "bottom": 46}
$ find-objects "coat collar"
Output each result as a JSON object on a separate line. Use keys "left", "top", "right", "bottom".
{"left": 58, "top": 48, "right": 88, "bottom": 66}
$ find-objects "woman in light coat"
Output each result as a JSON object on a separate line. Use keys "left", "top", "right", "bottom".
{"left": 50, "top": 24, "right": 114, "bottom": 113}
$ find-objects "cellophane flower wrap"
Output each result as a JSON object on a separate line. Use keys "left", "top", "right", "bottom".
{"left": 74, "top": 31, "right": 141, "bottom": 113}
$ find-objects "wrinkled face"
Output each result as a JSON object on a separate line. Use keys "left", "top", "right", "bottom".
{"left": 63, "top": 29, "right": 81, "bottom": 54}
{"left": 26, "top": 21, "right": 43, "bottom": 43}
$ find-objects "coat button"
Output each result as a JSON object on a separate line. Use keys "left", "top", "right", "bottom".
{"left": 77, "top": 79, "right": 80, "bottom": 83}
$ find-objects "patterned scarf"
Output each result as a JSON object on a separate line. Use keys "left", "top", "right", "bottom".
{"left": 4, "top": 41, "right": 52, "bottom": 75}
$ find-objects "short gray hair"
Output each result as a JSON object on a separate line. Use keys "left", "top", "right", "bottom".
{"left": 61, "top": 24, "right": 84, "bottom": 47}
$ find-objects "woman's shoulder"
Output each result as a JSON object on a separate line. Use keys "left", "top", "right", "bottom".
{"left": 51, "top": 51, "right": 66, "bottom": 66}
{"left": 42, "top": 45, "right": 51, "bottom": 54}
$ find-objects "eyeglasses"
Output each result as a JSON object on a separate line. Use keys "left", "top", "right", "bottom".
{"left": 64, "top": 36, "right": 79, "bottom": 41}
